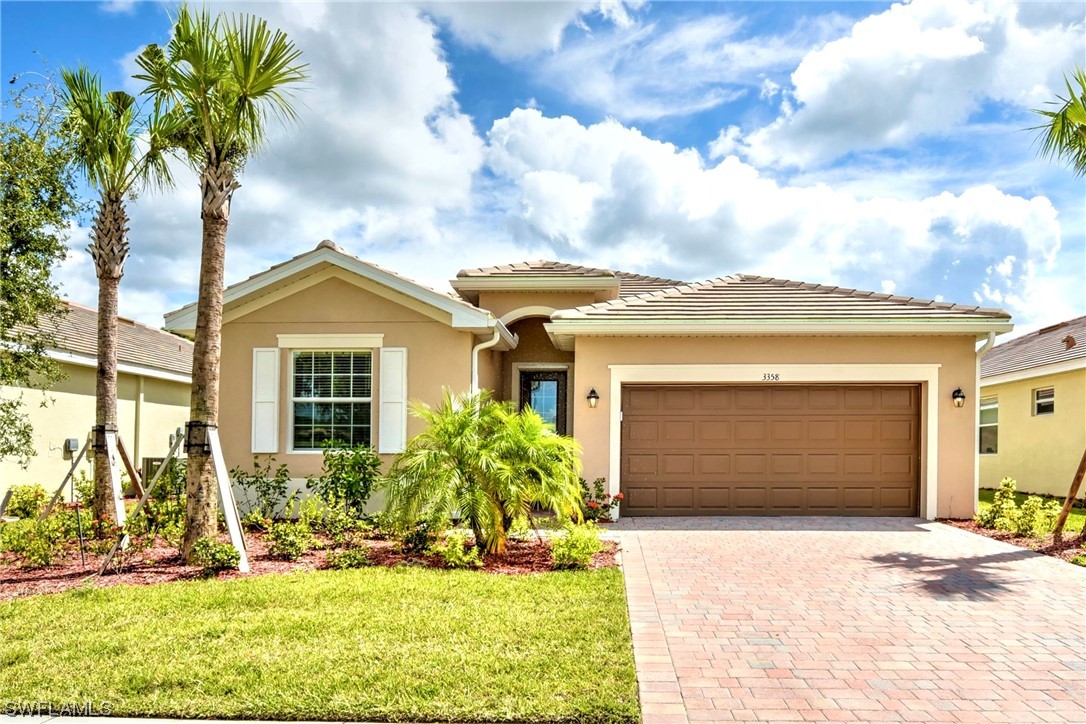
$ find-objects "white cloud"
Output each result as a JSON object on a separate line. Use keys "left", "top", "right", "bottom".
{"left": 421, "top": 1, "right": 639, "bottom": 59}
{"left": 741, "top": 0, "right": 1085, "bottom": 167}
{"left": 881, "top": 280, "right": 896, "bottom": 294}
{"left": 486, "top": 108, "right": 1070, "bottom": 328}
{"left": 538, "top": 12, "right": 846, "bottom": 121}
{"left": 100, "top": 0, "right": 137, "bottom": 14}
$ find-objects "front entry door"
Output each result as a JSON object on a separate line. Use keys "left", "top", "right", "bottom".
{"left": 519, "top": 370, "right": 568, "bottom": 435}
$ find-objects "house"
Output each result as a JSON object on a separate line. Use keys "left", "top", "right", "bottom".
{"left": 163, "top": 240, "right": 1013, "bottom": 519}
{"left": 979, "top": 315, "right": 1086, "bottom": 498}
{"left": 0, "top": 301, "right": 193, "bottom": 500}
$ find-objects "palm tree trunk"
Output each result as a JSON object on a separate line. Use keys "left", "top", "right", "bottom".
{"left": 89, "top": 192, "right": 128, "bottom": 528}
{"left": 182, "top": 162, "right": 238, "bottom": 560}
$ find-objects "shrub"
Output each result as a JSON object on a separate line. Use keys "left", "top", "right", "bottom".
{"left": 1, "top": 516, "right": 67, "bottom": 567}
{"left": 401, "top": 520, "right": 437, "bottom": 554}
{"left": 190, "top": 537, "right": 241, "bottom": 575}
{"left": 72, "top": 470, "right": 95, "bottom": 505}
{"left": 580, "top": 477, "right": 622, "bottom": 521}
{"left": 431, "top": 529, "right": 482, "bottom": 569}
{"left": 307, "top": 443, "right": 381, "bottom": 517}
{"left": 1071, "top": 555, "right": 1086, "bottom": 568}
{"left": 385, "top": 390, "right": 583, "bottom": 556}
{"left": 977, "top": 479, "right": 1062, "bottom": 537}
{"left": 241, "top": 509, "right": 272, "bottom": 532}
{"left": 6, "top": 484, "right": 47, "bottom": 519}
{"left": 551, "top": 523, "right": 602, "bottom": 570}
{"left": 267, "top": 521, "right": 314, "bottom": 561}
{"left": 232, "top": 455, "right": 292, "bottom": 518}
{"left": 327, "top": 546, "right": 371, "bottom": 570}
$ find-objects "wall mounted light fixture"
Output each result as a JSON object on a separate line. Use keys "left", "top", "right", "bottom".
{"left": 952, "top": 388, "right": 966, "bottom": 408}
{"left": 587, "top": 388, "right": 600, "bottom": 408}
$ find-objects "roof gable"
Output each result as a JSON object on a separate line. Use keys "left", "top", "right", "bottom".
{"left": 453, "top": 259, "right": 687, "bottom": 300}
{"left": 164, "top": 240, "right": 505, "bottom": 338}
{"left": 981, "top": 315, "right": 1086, "bottom": 379}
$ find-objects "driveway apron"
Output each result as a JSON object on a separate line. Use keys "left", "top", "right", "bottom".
{"left": 613, "top": 517, "right": 1085, "bottom": 723}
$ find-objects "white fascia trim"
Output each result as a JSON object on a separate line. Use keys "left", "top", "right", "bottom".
{"left": 607, "top": 363, "right": 942, "bottom": 520}
{"left": 46, "top": 349, "right": 192, "bottom": 385}
{"left": 980, "top": 357, "right": 1086, "bottom": 387}
{"left": 546, "top": 318, "right": 1013, "bottom": 350}
{"left": 451, "top": 277, "right": 621, "bottom": 293}
{"left": 165, "top": 247, "right": 495, "bottom": 332}
{"left": 277, "top": 333, "right": 384, "bottom": 349}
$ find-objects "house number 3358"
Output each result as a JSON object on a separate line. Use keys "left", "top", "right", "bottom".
{"left": 762, "top": 373, "right": 780, "bottom": 381}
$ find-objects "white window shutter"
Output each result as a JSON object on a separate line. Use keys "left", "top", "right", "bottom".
{"left": 251, "top": 348, "right": 280, "bottom": 453}
{"left": 379, "top": 347, "right": 407, "bottom": 454}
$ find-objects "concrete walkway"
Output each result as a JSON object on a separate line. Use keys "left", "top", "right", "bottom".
{"left": 612, "top": 517, "right": 1085, "bottom": 723}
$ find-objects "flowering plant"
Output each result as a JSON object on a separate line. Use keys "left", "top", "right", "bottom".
{"left": 579, "top": 477, "right": 621, "bottom": 521}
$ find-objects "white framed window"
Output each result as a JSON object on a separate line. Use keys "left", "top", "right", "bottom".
{"left": 1033, "top": 387, "right": 1055, "bottom": 416}
{"left": 291, "top": 351, "right": 372, "bottom": 450}
{"left": 979, "top": 396, "right": 998, "bottom": 455}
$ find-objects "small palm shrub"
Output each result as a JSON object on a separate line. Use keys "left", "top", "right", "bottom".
{"left": 551, "top": 523, "right": 602, "bottom": 569}
{"left": 189, "top": 537, "right": 240, "bottom": 575}
{"left": 267, "top": 521, "right": 314, "bottom": 560}
{"left": 6, "top": 484, "right": 47, "bottom": 519}
{"left": 431, "top": 529, "right": 482, "bottom": 569}
{"left": 384, "top": 390, "right": 583, "bottom": 556}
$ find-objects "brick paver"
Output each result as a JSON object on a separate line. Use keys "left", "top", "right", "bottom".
{"left": 611, "top": 518, "right": 1085, "bottom": 723}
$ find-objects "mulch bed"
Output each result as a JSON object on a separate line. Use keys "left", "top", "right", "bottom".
{"left": 0, "top": 531, "right": 619, "bottom": 601}
{"left": 939, "top": 518, "right": 1085, "bottom": 563}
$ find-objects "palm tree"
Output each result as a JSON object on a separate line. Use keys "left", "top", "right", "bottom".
{"left": 385, "top": 390, "right": 583, "bottom": 555}
{"left": 133, "top": 4, "right": 307, "bottom": 559}
{"left": 1028, "top": 67, "right": 1086, "bottom": 542}
{"left": 1031, "top": 67, "right": 1086, "bottom": 176}
{"left": 60, "top": 67, "right": 174, "bottom": 526}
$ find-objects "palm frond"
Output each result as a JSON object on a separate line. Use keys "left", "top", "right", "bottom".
{"left": 1029, "top": 67, "right": 1086, "bottom": 177}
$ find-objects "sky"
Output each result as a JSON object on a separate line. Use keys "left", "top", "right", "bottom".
{"left": 2, "top": 0, "right": 1084, "bottom": 337}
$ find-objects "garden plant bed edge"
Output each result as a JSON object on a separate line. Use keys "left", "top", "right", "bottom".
{"left": 1, "top": 532, "right": 619, "bottom": 600}
{"left": 939, "top": 518, "right": 1085, "bottom": 563}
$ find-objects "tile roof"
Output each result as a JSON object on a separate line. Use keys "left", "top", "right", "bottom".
{"left": 981, "top": 315, "right": 1086, "bottom": 378}
{"left": 37, "top": 301, "right": 193, "bottom": 377}
{"left": 553, "top": 274, "right": 1011, "bottom": 320}
{"left": 455, "top": 260, "right": 687, "bottom": 299}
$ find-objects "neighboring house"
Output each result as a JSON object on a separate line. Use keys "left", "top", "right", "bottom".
{"left": 979, "top": 315, "right": 1086, "bottom": 498}
{"left": 163, "top": 240, "right": 1012, "bottom": 520}
{"left": 0, "top": 301, "right": 193, "bottom": 499}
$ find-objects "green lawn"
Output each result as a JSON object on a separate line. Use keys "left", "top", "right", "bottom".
{"left": 0, "top": 567, "right": 638, "bottom": 722}
{"left": 978, "top": 488, "right": 1086, "bottom": 535}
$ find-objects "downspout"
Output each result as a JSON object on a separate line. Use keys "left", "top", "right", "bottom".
{"left": 471, "top": 327, "right": 502, "bottom": 395}
{"left": 973, "top": 331, "right": 997, "bottom": 513}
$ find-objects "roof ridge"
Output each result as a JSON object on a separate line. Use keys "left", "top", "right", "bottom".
{"left": 989, "top": 314, "right": 1086, "bottom": 350}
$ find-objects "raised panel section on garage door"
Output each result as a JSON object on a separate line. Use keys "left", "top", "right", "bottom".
{"left": 620, "top": 384, "right": 919, "bottom": 516}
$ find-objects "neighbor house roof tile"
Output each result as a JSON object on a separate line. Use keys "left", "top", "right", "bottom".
{"left": 37, "top": 301, "right": 193, "bottom": 377}
{"left": 980, "top": 315, "right": 1086, "bottom": 378}
{"left": 554, "top": 274, "right": 1011, "bottom": 320}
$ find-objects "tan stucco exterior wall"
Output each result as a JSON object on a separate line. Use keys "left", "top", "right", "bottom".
{"left": 0, "top": 363, "right": 190, "bottom": 501}
{"left": 979, "top": 368, "right": 1085, "bottom": 498}
{"left": 501, "top": 317, "right": 576, "bottom": 401}
{"left": 219, "top": 275, "right": 474, "bottom": 480}
{"left": 570, "top": 334, "right": 981, "bottom": 519}
{"left": 476, "top": 290, "right": 600, "bottom": 320}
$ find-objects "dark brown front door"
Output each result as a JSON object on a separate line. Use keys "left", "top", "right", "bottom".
{"left": 520, "top": 370, "right": 568, "bottom": 435}
{"left": 620, "top": 384, "right": 920, "bottom": 516}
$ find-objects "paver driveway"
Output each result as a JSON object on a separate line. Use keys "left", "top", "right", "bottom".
{"left": 612, "top": 518, "right": 1085, "bottom": 723}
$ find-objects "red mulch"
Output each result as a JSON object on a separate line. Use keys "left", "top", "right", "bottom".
{"left": 0, "top": 531, "right": 619, "bottom": 601}
{"left": 939, "top": 518, "right": 1085, "bottom": 563}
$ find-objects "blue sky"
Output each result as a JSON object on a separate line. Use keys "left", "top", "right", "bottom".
{"left": 2, "top": 0, "right": 1083, "bottom": 335}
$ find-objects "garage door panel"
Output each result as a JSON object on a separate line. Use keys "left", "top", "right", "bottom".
{"left": 620, "top": 384, "right": 919, "bottom": 516}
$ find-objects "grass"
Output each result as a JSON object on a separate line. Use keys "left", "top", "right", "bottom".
{"left": 0, "top": 567, "right": 638, "bottom": 722}
{"left": 978, "top": 488, "right": 1085, "bottom": 535}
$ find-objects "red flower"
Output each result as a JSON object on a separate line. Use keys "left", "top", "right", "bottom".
{"left": 614, "top": 493, "right": 624, "bottom": 500}
{"left": 586, "top": 501, "right": 599, "bottom": 509}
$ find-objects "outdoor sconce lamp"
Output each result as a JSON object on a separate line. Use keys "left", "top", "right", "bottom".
{"left": 952, "top": 388, "right": 966, "bottom": 408}
{"left": 587, "top": 388, "right": 600, "bottom": 408}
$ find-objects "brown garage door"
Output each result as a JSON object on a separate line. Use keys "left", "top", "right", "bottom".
{"left": 621, "top": 384, "right": 920, "bottom": 516}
